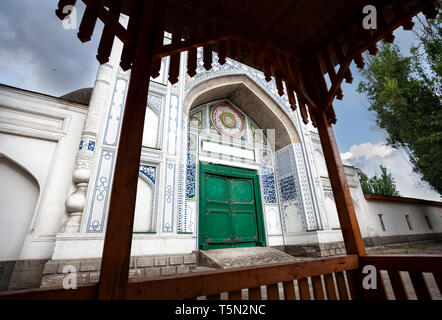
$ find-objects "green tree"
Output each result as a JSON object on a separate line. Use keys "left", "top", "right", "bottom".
{"left": 358, "top": 166, "right": 400, "bottom": 196}
{"left": 357, "top": 11, "right": 442, "bottom": 194}
{"left": 357, "top": 169, "right": 373, "bottom": 194}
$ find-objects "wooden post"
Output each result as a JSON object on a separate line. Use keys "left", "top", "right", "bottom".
{"left": 303, "top": 59, "right": 366, "bottom": 257}
{"left": 315, "top": 111, "right": 366, "bottom": 256}
{"left": 97, "top": 0, "right": 158, "bottom": 300}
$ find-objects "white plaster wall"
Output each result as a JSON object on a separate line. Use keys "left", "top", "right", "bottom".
{"left": 328, "top": 166, "right": 442, "bottom": 241}
{"left": 0, "top": 85, "right": 87, "bottom": 260}
{"left": 363, "top": 200, "right": 442, "bottom": 238}
{"left": 0, "top": 157, "right": 39, "bottom": 260}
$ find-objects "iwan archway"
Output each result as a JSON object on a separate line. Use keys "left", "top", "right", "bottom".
{"left": 184, "top": 75, "right": 302, "bottom": 250}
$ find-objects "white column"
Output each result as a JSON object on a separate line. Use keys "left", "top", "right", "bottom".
{"left": 61, "top": 18, "right": 127, "bottom": 233}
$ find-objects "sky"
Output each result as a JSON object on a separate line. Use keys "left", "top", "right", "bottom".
{"left": 0, "top": 1, "right": 440, "bottom": 201}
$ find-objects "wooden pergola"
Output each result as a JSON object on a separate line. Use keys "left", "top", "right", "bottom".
{"left": 1, "top": 0, "right": 441, "bottom": 300}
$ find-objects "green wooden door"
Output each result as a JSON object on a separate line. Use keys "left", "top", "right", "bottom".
{"left": 199, "top": 162, "right": 266, "bottom": 250}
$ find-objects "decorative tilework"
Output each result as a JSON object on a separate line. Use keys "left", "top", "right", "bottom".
{"left": 78, "top": 139, "right": 96, "bottom": 151}
{"left": 86, "top": 150, "right": 115, "bottom": 233}
{"left": 323, "top": 188, "right": 334, "bottom": 199}
{"left": 139, "top": 165, "right": 156, "bottom": 186}
{"left": 103, "top": 77, "right": 128, "bottom": 146}
{"left": 210, "top": 103, "right": 245, "bottom": 139}
{"left": 87, "top": 140, "right": 95, "bottom": 151}
{"left": 167, "top": 95, "right": 179, "bottom": 155}
{"left": 185, "top": 154, "right": 196, "bottom": 199}
{"left": 251, "top": 123, "right": 267, "bottom": 145}
{"left": 260, "top": 149, "right": 272, "bottom": 166}
{"left": 279, "top": 176, "right": 297, "bottom": 202}
{"left": 293, "top": 143, "right": 317, "bottom": 230}
{"left": 189, "top": 109, "right": 203, "bottom": 130}
{"left": 185, "top": 50, "right": 292, "bottom": 116}
{"left": 162, "top": 160, "right": 175, "bottom": 232}
{"left": 275, "top": 145, "right": 307, "bottom": 232}
{"left": 187, "top": 132, "right": 197, "bottom": 153}
{"left": 147, "top": 94, "right": 162, "bottom": 113}
{"left": 261, "top": 167, "right": 277, "bottom": 204}
{"left": 138, "top": 164, "right": 157, "bottom": 232}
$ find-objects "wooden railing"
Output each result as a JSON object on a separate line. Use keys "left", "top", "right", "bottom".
{"left": 1, "top": 254, "right": 440, "bottom": 300}
{"left": 359, "top": 255, "right": 442, "bottom": 300}
{"left": 126, "top": 255, "right": 358, "bottom": 300}
{"left": 0, "top": 255, "right": 358, "bottom": 300}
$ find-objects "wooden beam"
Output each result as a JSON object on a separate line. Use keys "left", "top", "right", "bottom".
{"left": 97, "top": 0, "right": 158, "bottom": 300}
{"left": 82, "top": 0, "right": 136, "bottom": 47}
{"left": 153, "top": 31, "right": 235, "bottom": 59}
{"left": 324, "top": 54, "right": 352, "bottom": 112}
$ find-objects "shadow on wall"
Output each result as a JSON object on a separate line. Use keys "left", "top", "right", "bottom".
{"left": 0, "top": 155, "right": 40, "bottom": 261}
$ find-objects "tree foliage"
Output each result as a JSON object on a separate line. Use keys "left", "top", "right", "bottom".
{"left": 357, "top": 12, "right": 442, "bottom": 194}
{"left": 358, "top": 166, "right": 400, "bottom": 196}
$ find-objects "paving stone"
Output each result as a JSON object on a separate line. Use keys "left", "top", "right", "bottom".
{"left": 137, "top": 257, "right": 154, "bottom": 268}
{"left": 169, "top": 256, "right": 184, "bottom": 265}
{"left": 129, "top": 269, "right": 143, "bottom": 278}
{"left": 321, "top": 251, "right": 330, "bottom": 257}
{"left": 144, "top": 267, "right": 161, "bottom": 276}
{"left": 77, "top": 272, "right": 89, "bottom": 285}
{"left": 177, "top": 265, "right": 190, "bottom": 274}
{"left": 79, "top": 260, "right": 101, "bottom": 272}
{"left": 40, "top": 275, "right": 64, "bottom": 288}
{"left": 154, "top": 257, "right": 167, "bottom": 266}
{"left": 42, "top": 262, "right": 59, "bottom": 275}
{"left": 183, "top": 255, "right": 197, "bottom": 265}
{"left": 57, "top": 261, "right": 80, "bottom": 274}
{"left": 89, "top": 272, "right": 100, "bottom": 283}
{"left": 161, "top": 266, "right": 177, "bottom": 276}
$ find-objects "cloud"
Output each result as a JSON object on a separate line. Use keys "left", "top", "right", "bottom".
{"left": 0, "top": 0, "right": 103, "bottom": 97}
{"left": 341, "top": 142, "right": 441, "bottom": 201}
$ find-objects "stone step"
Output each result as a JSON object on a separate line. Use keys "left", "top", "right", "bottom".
{"left": 198, "top": 247, "right": 309, "bottom": 269}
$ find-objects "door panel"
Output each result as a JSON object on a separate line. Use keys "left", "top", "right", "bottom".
{"left": 206, "top": 209, "right": 231, "bottom": 241}
{"left": 199, "top": 163, "right": 266, "bottom": 249}
{"left": 231, "top": 179, "right": 254, "bottom": 204}
{"left": 205, "top": 175, "right": 229, "bottom": 204}
{"left": 231, "top": 210, "right": 258, "bottom": 240}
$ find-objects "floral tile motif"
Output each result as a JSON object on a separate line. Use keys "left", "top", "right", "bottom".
{"left": 139, "top": 165, "right": 156, "bottom": 187}
{"left": 210, "top": 103, "right": 245, "bottom": 139}
{"left": 189, "top": 109, "right": 203, "bottom": 130}
{"left": 187, "top": 132, "right": 198, "bottom": 152}
{"left": 260, "top": 149, "right": 272, "bottom": 166}
{"left": 251, "top": 123, "right": 267, "bottom": 145}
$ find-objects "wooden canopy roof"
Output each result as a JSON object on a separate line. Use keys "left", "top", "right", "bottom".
{"left": 56, "top": 0, "right": 438, "bottom": 126}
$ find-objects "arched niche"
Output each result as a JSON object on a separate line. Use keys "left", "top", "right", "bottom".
{"left": 142, "top": 104, "right": 160, "bottom": 149}
{"left": 133, "top": 177, "right": 155, "bottom": 233}
{"left": 0, "top": 155, "right": 40, "bottom": 260}
{"left": 184, "top": 74, "right": 300, "bottom": 151}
